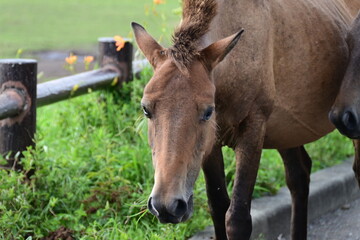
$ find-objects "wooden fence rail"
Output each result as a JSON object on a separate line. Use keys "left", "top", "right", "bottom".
{"left": 0, "top": 38, "right": 147, "bottom": 171}
{"left": 37, "top": 67, "right": 120, "bottom": 107}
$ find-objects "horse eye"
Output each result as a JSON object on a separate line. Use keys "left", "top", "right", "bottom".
{"left": 142, "top": 106, "right": 152, "bottom": 118}
{"left": 202, "top": 107, "right": 214, "bottom": 121}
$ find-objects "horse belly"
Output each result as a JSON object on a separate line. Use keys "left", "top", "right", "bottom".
{"left": 263, "top": 42, "right": 347, "bottom": 149}
{"left": 264, "top": 45, "right": 347, "bottom": 149}
{"left": 263, "top": 46, "right": 347, "bottom": 149}
{"left": 263, "top": 105, "right": 335, "bottom": 149}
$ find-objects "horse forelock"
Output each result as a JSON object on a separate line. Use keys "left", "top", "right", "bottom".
{"left": 171, "top": 0, "right": 217, "bottom": 68}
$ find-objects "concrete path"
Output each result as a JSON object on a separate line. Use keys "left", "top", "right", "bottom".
{"left": 307, "top": 197, "right": 360, "bottom": 240}
{"left": 189, "top": 159, "right": 360, "bottom": 240}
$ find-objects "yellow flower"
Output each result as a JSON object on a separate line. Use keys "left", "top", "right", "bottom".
{"left": 84, "top": 56, "right": 94, "bottom": 64}
{"left": 153, "top": 0, "right": 164, "bottom": 4}
{"left": 111, "top": 77, "right": 119, "bottom": 86}
{"left": 114, "top": 35, "right": 125, "bottom": 51}
{"left": 65, "top": 54, "right": 77, "bottom": 65}
{"left": 72, "top": 84, "right": 79, "bottom": 92}
{"left": 71, "top": 84, "right": 79, "bottom": 96}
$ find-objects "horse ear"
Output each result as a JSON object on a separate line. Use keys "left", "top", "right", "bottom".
{"left": 201, "top": 29, "right": 244, "bottom": 71}
{"left": 132, "top": 22, "right": 165, "bottom": 69}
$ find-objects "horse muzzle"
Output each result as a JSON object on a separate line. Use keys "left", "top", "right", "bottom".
{"left": 147, "top": 195, "right": 193, "bottom": 224}
{"left": 329, "top": 108, "right": 360, "bottom": 139}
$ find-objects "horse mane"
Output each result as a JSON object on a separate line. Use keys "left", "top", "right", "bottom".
{"left": 171, "top": 0, "right": 217, "bottom": 68}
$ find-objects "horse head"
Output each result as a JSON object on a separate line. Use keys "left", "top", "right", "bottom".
{"left": 329, "top": 14, "right": 360, "bottom": 139}
{"left": 132, "top": 22, "right": 243, "bottom": 223}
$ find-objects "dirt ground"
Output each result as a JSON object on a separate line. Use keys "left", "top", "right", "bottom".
{"left": 41, "top": 227, "right": 74, "bottom": 240}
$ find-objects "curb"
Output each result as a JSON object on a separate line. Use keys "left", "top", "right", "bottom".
{"left": 189, "top": 159, "right": 360, "bottom": 240}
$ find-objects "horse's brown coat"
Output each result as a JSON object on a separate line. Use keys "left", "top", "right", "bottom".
{"left": 133, "top": 0, "right": 360, "bottom": 239}
{"left": 211, "top": 0, "right": 354, "bottom": 149}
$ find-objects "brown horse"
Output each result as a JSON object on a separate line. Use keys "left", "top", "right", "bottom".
{"left": 330, "top": 13, "right": 360, "bottom": 186}
{"left": 132, "top": 0, "right": 360, "bottom": 239}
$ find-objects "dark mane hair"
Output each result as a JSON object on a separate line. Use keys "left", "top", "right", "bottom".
{"left": 171, "top": 0, "right": 217, "bottom": 68}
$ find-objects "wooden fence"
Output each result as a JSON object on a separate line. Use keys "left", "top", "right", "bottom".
{"left": 0, "top": 38, "right": 146, "bottom": 171}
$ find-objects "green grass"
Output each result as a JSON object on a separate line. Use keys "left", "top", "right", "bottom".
{"left": 0, "top": 0, "right": 181, "bottom": 58}
{"left": 0, "top": 68, "right": 354, "bottom": 239}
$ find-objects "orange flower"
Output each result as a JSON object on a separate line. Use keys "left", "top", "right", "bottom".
{"left": 114, "top": 35, "right": 125, "bottom": 51}
{"left": 65, "top": 54, "right": 77, "bottom": 65}
{"left": 84, "top": 56, "right": 94, "bottom": 64}
{"left": 153, "top": 0, "right": 164, "bottom": 4}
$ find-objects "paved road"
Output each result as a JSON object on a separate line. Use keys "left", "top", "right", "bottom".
{"left": 306, "top": 197, "right": 360, "bottom": 240}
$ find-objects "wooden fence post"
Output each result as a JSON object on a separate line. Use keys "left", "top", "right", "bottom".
{"left": 0, "top": 59, "right": 37, "bottom": 171}
{"left": 98, "top": 38, "right": 133, "bottom": 84}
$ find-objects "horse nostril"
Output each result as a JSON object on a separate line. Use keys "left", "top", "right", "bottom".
{"left": 147, "top": 197, "right": 159, "bottom": 217}
{"left": 342, "top": 110, "right": 358, "bottom": 130}
{"left": 169, "top": 199, "right": 188, "bottom": 218}
{"left": 148, "top": 196, "right": 189, "bottom": 222}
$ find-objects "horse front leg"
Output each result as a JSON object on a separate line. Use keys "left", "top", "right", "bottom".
{"left": 353, "top": 140, "right": 360, "bottom": 187}
{"left": 278, "top": 146, "right": 312, "bottom": 240}
{"left": 202, "top": 144, "right": 230, "bottom": 240}
{"left": 225, "top": 113, "right": 267, "bottom": 240}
